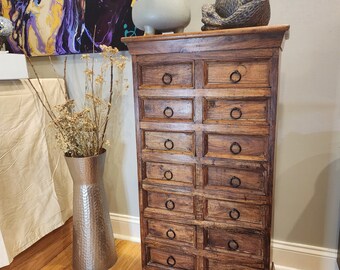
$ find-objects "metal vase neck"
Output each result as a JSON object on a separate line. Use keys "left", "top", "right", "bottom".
{"left": 65, "top": 149, "right": 106, "bottom": 185}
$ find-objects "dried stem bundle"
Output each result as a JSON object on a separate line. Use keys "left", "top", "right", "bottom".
{"left": 26, "top": 45, "right": 127, "bottom": 157}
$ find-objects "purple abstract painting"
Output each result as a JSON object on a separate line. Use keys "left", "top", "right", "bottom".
{"left": 1, "top": 0, "right": 142, "bottom": 56}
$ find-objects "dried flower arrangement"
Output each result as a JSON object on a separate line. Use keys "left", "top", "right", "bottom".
{"left": 26, "top": 46, "right": 128, "bottom": 157}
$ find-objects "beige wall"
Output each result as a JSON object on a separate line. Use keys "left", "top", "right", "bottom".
{"left": 271, "top": 0, "right": 340, "bottom": 250}
{"left": 28, "top": 0, "right": 340, "bottom": 250}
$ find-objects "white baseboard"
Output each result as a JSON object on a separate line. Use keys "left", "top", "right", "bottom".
{"left": 274, "top": 267, "right": 299, "bottom": 270}
{"left": 110, "top": 213, "right": 140, "bottom": 243}
{"left": 110, "top": 213, "right": 339, "bottom": 270}
{"left": 273, "top": 240, "right": 338, "bottom": 270}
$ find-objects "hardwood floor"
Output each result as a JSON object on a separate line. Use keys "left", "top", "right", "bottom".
{"left": 0, "top": 217, "right": 141, "bottom": 270}
{"left": 41, "top": 239, "right": 142, "bottom": 270}
{"left": 0, "top": 219, "right": 73, "bottom": 270}
{"left": 110, "top": 240, "right": 142, "bottom": 270}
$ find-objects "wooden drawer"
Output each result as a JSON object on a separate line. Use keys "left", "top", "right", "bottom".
{"left": 205, "top": 259, "right": 261, "bottom": 270}
{"left": 205, "top": 228, "right": 264, "bottom": 257}
{"left": 147, "top": 219, "right": 196, "bottom": 246}
{"left": 147, "top": 247, "right": 195, "bottom": 269}
{"left": 144, "top": 131, "right": 195, "bottom": 155}
{"left": 139, "top": 62, "right": 194, "bottom": 89}
{"left": 204, "top": 60, "right": 270, "bottom": 88}
{"left": 204, "top": 199, "right": 266, "bottom": 228}
{"left": 145, "top": 161, "right": 195, "bottom": 185}
{"left": 204, "top": 165, "right": 266, "bottom": 195}
{"left": 204, "top": 133, "right": 267, "bottom": 161}
{"left": 141, "top": 98, "right": 194, "bottom": 121}
{"left": 147, "top": 191, "right": 194, "bottom": 214}
{"left": 203, "top": 98, "right": 268, "bottom": 124}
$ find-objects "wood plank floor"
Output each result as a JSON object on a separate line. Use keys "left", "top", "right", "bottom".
{"left": 42, "top": 240, "right": 142, "bottom": 270}
{"left": 0, "top": 218, "right": 141, "bottom": 270}
{"left": 1, "top": 219, "right": 73, "bottom": 270}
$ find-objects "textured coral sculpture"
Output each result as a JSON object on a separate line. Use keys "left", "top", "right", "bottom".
{"left": 202, "top": 0, "right": 270, "bottom": 30}
{"left": 0, "top": 16, "right": 13, "bottom": 48}
{"left": 0, "top": 16, "right": 13, "bottom": 36}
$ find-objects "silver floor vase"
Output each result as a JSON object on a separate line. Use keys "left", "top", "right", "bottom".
{"left": 65, "top": 149, "right": 117, "bottom": 270}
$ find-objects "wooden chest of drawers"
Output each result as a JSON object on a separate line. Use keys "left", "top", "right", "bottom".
{"left": 123, "top": 25, "right": 289, "bottom": 270}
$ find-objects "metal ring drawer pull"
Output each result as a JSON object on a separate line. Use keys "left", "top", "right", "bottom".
{"left": 163, "top": 106, "right": 174, "bottom": 118}
{"left": 229, "top": 208, "right": 241, "bottom": 220}
{"left": 228, "top": 240, "right": 239, "bottom": 251}
{"left": 230, "top": 142, "right": 242, "bottom": 155}
{"left": 162, "top": 73, "right": 173, "bottom": 85}
{"left": 166, "top": 229, "right": 176, "bottom": 240}
{"left": 164, "top": 139, "right": 174, "bottom": 150}
{"left": 229, "top": 70, "right": 242, "bottom": 83}
{"left": 167, "top": 256, "right": 176, "bottom": 267}
{"left": 230, "top": 107, "right": 242, "bottom": 120}
{"left": 230, "top": 176, "right": 241, "bottom": 188}
{"left": 165, "top": 200, "right": 175, "bottom": 210}
{"left": 164, "top": 170, "right": 173, "bottom": 180}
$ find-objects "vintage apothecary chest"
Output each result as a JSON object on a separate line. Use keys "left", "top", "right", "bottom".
{"left": 123, "top": 25, "right": 289, "bottom": 270}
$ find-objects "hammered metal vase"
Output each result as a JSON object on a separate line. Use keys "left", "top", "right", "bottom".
{"left": 65, "top": 149, "right": 117, "bottom": 270}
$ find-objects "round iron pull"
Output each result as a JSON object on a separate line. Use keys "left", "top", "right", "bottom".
{"left": 163, "top": 107, "right": 174, "bottom": 118}
{"left": 230, "top": 107, "right": 242, "bottom": 120}
{"left": 230, "top": 176, "right": 241, "bottom": 188}
{"left": 228, "top": 240, "right": 239, "bottom": 251}
{"left": 162, "top": 73, "right": 173, "bottom": 85}
{"left": 164, "top": 139, "right": 174, "bottom": 150}
{"left": 165, "top": 200, "right": 175, "bottom": 210}
{"left": 167, "top": 256, "right": 176, "bottom": 267}
{"left": 230, "top": 142, "right": 242, "bottom": 155}
{"left": 166, "top": 229, "right": 176, "bottom": 240}
{"left": 229, "top": 70, "right": 242, "bottom": 83}
{"left": 229, "top": 208, "right": 241, "bottom": 220}
{"left": 164, "top": 170, "right": 173, "bottom": 180}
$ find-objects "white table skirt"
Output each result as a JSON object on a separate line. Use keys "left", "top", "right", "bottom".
{"left": 0, "top": 79, "right": 73, "bottom": 267}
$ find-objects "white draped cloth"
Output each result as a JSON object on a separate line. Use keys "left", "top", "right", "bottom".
{"left": 0, "top": 79, "right": 73, "bottom": 267}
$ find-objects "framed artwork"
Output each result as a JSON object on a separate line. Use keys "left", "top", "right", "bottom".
{"left": 0, "top": 0, "right": 143, "bottom": 56}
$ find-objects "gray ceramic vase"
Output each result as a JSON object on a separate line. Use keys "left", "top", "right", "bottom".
{"left": 65, "top": 149, "right": 117, "bottom": 270}
{"left": 132, "top": 0, "right": 191, "bottom": 35}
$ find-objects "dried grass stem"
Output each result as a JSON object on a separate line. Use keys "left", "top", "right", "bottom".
{"left": 25, "top": 45, "right": 127, "bottom": 157}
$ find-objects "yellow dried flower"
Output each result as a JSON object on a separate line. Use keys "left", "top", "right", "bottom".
{"left": 100, "top": 45, "right": 119, "bottom": 55}
{"left": 95, "top": 75, "right": 104, "bottom": 85}
{"left": 81, "top": 54, "right": 90, "bottom": 60}
{"left": 84, "top": 68, "right": 93, "bottom": 77}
